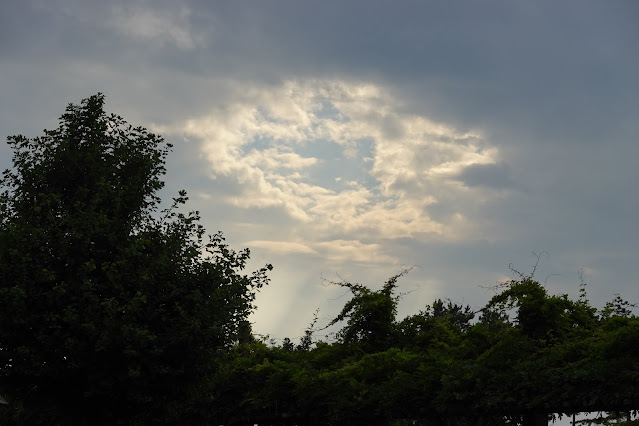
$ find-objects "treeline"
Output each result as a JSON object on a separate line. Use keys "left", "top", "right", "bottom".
{"left": 214, "top": 272, "right": 639, "bottom": 426}
{"left": 1, "top": 95, "right": 637, "bottom": 425}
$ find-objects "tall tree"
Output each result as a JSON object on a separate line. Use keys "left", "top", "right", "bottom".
{"left": 0, "top": 94, "right": 271, "bottom": 424}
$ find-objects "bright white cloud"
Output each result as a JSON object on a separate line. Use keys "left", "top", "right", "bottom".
{"left": 163, "top": 79, "right": 504, "bottom": 252}
{"left": 314, "top": 240, "right": 400, "bottom": 264}
{"left": 244, "top": 148, "right": 319, "bottom": 171}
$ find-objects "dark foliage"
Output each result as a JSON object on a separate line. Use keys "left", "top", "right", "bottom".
{"left": 219, "top": 272, "right": 639, "bottom": 426}
{"left": 0, "top": 94, "right": 270, "bottom": 424}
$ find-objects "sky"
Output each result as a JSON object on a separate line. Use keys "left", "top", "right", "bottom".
{"left": 1, "top": 0, "right": 639, "bottom": 355}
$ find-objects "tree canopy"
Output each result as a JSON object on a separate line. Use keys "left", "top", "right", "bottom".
{"left": 215, "top": 270, "right": 638, "bottom": 426}
{"left": 0, "top": 94, "right": 271, "bottom": 424}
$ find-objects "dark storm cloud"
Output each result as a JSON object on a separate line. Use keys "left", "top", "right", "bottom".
{"left": 181, "top": 0, "right": 639, "bottom": 127}
{"left": 203, "top": 0, "right": 638, "bottom": 151}
{"left": 4, "top": 0, "right": 637, "bottom": 136}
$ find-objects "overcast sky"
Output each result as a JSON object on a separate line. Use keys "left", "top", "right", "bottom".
{"left": 1, "top": 0, "right": 638, "bottom": 345}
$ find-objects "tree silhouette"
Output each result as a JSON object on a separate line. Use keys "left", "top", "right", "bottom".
{"left": 0, "top": 94, "right": 271, "bottom": 424}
